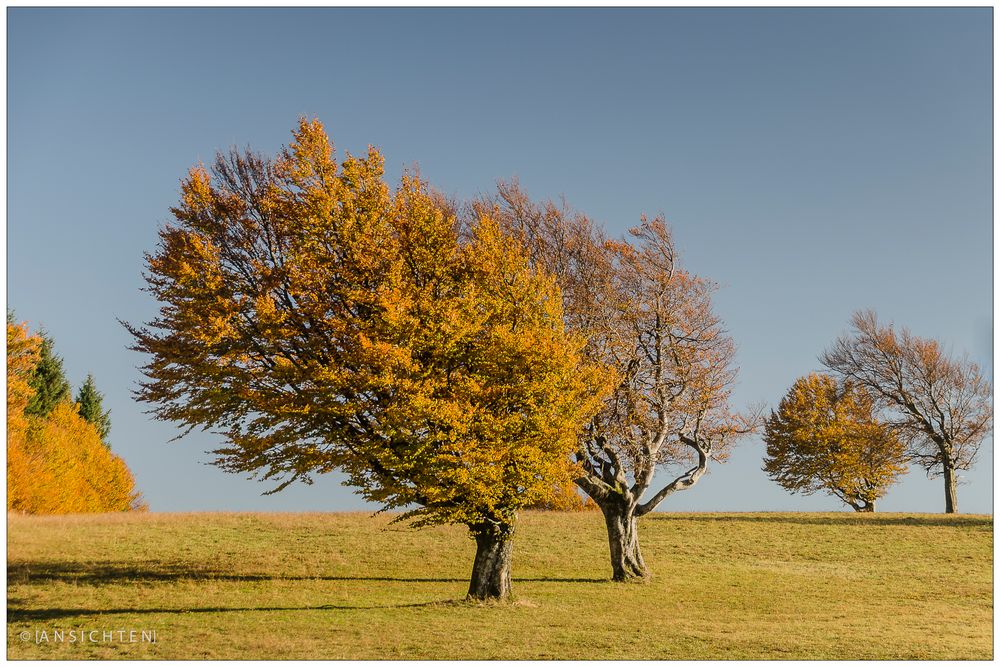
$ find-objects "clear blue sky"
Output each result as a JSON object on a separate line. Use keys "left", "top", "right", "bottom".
{"left": 8, "top": 8, "right": 993, "bottom": 513}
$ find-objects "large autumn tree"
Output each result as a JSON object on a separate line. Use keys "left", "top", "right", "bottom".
{"left": 763, "top": 373, "right": 907, "bottom": 512}
{"left": 126, "top": 119, "right": 608, "bottom": 600}
{"left": 479, "top": 182, "right": 757, "bottom": 581}
{"left": 821, "top": 311, "right": 992, "bottom": 513}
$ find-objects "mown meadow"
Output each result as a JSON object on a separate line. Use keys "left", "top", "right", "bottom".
{"left": 7, "top": 511, "right": 992, "bottom": 660}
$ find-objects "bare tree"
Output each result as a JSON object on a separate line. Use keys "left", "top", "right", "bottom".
{"left": 821, "top": 310, "right": 992, "bottom": 513}
{"left": 478, "top": 182, "right": 758, "bottom": 580}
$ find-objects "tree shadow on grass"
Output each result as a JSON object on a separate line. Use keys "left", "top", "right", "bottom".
{"left": 644, "top": 513, "right": 992, "bottom": 529}
{"left": 8, "top": 599, "right": 465, "bottom": 622}
{"left": 8, "top": 561, "right": 606, "bottom": 586}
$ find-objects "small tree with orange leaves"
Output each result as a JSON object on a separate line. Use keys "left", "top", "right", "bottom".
{"left": 763, "top": 373, "right": 907, "bottom": 512}
{"left": 126, "top": 120, "right": 608, "bottom": 600}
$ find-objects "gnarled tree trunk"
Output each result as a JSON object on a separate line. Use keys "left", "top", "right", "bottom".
{"left": 577, "top": 432, "right": 715, "bottom": 582}
{"left": 467, "top": 522, "right": 514, "bottom": 600}
{"left": 852, "top": 501, "right": 875, "bottom": 512}
{"left": 844, "top": 496, "right": 876, "bottom": 512}
{"left": 600, "top": 501, "right": 647, "bottom": 581}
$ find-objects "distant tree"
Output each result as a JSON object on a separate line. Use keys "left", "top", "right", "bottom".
{"left": 480, "top": 183, "right": 758, "bottom": 581}
{"left": 125, "top": 119, "right": 609, "bottom": 600}
{"left": 25, "top": 333, "right": 70, "bottom": 417}
{"left": 763, "top": 373, "right": 907, "bottom": 512}
{"left": 76, "top": 374, "right": 112, "bottom": 447}
{"left": 822, "top": 311, "right": 993, "bottom": 513}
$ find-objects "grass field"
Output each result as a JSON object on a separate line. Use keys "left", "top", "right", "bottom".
{"left": 6, "top": 510, "right": 992, "bottom": 660}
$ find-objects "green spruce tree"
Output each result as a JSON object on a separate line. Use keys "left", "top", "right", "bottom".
{"left": 25, "top": 333, "right": 71, "bottom": 417}
{"left": 76, "top": 374, "right": 112, "bottom": 447}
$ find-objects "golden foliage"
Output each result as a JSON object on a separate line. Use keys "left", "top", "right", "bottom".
{"left": 128, "top": 118, "right": 611, "bottom": 532}
{"left": 8, "top": 318, "right": 41, "bottom": 510}
{"left": 7, "top": 320, "right": 146, "bottom": 514}
{"left": 12, "top": 404, "right": 147, "bottom": 514}
{"left": 528, "top": 477, "right": 599, "bottom": 511}
{"left": 7, "top": 318, "right": 39, "bottom": 439}
{"left": 763, "top": 373, "right": 907, "bottom": 511}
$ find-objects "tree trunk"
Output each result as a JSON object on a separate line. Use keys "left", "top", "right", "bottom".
{"left": 943, "top": 462, "right": 958, "bottom": 514}
{"left": 467, "top": 523, "right": 514, "bottom": 600}
{"left": 848, "top": 499, "right": 875, "bottom": 512}
{"left": 601, "top": 502, "right": 647, "bottom": 581}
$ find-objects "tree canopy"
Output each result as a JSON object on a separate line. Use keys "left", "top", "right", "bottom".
{"left": 7, "top": 313, "right": 40, "bottom": 440}
{"left": 821, "top": 311, "right": 992, "bottom": 513}
{"left": 763, "top": 373, "right": 907, "bottom": 512}
{"left": 126, "top": 119, "right": 610, "bottom": 598}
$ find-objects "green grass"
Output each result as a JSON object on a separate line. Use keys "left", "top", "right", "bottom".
{"left": 7, "top": 510, "right": 992, "bottom": 659}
